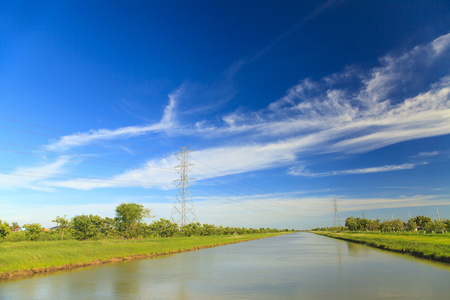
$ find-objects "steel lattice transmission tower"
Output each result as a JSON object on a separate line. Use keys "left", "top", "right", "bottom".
{"left": 171, "top": 146, "right": 197, "bottom": 227}
{"left": 333, "top": 199, "right": 341, "bottom": 227}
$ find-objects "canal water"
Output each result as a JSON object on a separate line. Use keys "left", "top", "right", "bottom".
{"left": 0, "top": 232, "right": 449, "bottom": 299}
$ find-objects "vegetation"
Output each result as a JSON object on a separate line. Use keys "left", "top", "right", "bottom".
{"left": 0, "top": 220, "right": 11, "bottom": 240}
{"left": 115, "top": 203, "right": 153, "bottom": 238}
{"left": 311, "top": 214, "right": 450, "bottom": 263}
{"left": 314, "top": 231, "right": 450, "bottom": 263}
{"left": 22, "top": 223, "right": 44, "bottom": 241}
{"left": 52, "top": 215, "right": 70, "bottom": 240}
{"left": 313, "top": 215, "right": 449, "bottom": 234}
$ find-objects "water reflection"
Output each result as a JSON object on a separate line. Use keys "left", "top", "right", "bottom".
{"left": 1, "top": 233, "right": 449, "bottom": 299}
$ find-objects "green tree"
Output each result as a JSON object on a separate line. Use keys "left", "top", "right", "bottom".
{"left": 443, "top": 219, "right": 450, "bottom": 231}
{"left": 100, "top": 217, "right": 116, "bottom": 239}
{"left": 181, "top": 222, "right": 202, "bottom": 237}
{"left": 11, "top": 222, "right": 20, "bottom": 231}
{"left": 202, "top": 223, "right": 217, "bottom": 236}
{"left": 149, "top": 218, "right": 179, "bottom": 237}
{"left": 433, "top": 219, "right": 447, "bottom": 233}
{"left": 23, "top": 223, "right": 44, "bottom": 241}
{"left": 0, "top": 219, "right": 12, "bottom": 240}
{"left": 412, "top": 216, "right": 432, "bottom": 228}
{"left": 52, "top": 215, "right": 71, "bottom": 240}
{"left": 115, "top": 203, "right": 153, "bottom": 238}
{"left": 71, "top": 214, "right": 102, "bottom": 240}
{"left": 345, "top": 217, "right": 358, "bottom": 231}
{"left": 407, "top": 219, "right": 418, "bottom": 231}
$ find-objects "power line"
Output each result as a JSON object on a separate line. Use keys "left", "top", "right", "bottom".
{"left": 0, "top": 144, "right": 175, "bottom": 172}
{"left": 192, "top": 170, "right": 304, "bottom": 212}
{"left": 192, "top": 188, "right": 310, "bottom": 218}
{"left": 0, "top": 166, "right": 171, "bottom": 188}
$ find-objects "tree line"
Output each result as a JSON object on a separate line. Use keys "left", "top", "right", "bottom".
{"left": 313, "top": 215, "right": 450, "bottom": 233}
{"left": 0, "top": 203, "right": 289, "bottom": 242}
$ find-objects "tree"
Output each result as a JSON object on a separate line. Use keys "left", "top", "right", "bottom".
{"left": 115, "top": 203, "right": 152, "bottom": 238}
{"left": 11, "top": 222, "right": 20, "bottom": 231}
{"left": 432, "top": 219, "right": 447, "bottom": 233}
{"left": 345, "top": 217, "right": 358, "bottom": 231}
{"left": 202, "top": 223, "right": 217, "bottom": 236}
{"left": 407, "top": 219, "right": 417, "bottom": 231}
{"left": 100, "top": 217, "right": 115, "bottom": 239}
{"left": 149, "top": 218, "right": 179, "bottom": 237}
{"left": 443, "top": 219, "right": 450, "bottom": 231}
{"left": 23, "top": 223, "right": 44, "bottom": 241}
{"left": 52, "top": 215, "right": 71, "bottom": 240}
{"left": 0, "top": 219, "right": 12, "bottom": 240}
{"left": 181, "top": 222, "right": 202, "bottom": 237}
{"left": 412, "top": 216, "right": 432, "bottom": 228}
{"left": 71, "top": 215, "right": 102, "bottom": 240}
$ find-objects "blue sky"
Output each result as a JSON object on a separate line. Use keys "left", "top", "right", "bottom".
{"left": 1, "top": 0, "right": 449, "bottom": 229}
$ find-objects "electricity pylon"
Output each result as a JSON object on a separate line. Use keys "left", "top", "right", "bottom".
{"left": 171, "top": 146, "right": 197, "bottom": 227}
{"left": 333, "top": 199, "right": 341, "bottom": 227}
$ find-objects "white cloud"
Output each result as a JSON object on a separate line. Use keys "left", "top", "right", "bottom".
{"left": 0, "top": 157, "right": 70, "bottom": 191}
{"left": 46, "top": 93, "right": 178, "bottom": 151}
{"left": 288, "top": 163, "right": 419, "bottom": 177}
{"left": 418, "top": 151, "right": 440, "bottom": 157}
{"left": 45, "top": 157, "right": 178, "bottom": 190}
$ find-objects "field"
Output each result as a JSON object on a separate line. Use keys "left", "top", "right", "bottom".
{"left": 0, "top": 233, "right": 286, "bottom": 280}
{"left": 314, "top": 231, "right": 450, "bottom": 263}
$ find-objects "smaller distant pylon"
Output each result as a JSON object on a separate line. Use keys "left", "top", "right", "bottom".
{"left": 333, "top": 199, "right": 341, "bottom": 227}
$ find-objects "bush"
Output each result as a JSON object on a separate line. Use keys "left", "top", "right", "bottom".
{"left": 0, "top": 220, "right": 12, "bottom": 240}
{"left": 71, "top": 215, "right": 103, "bottom": 240}
{"left": 23, "top": 223, "right": 44, "bottom": 241}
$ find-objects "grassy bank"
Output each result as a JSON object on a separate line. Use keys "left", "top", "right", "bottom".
{"left": 0, "top": 233, "right": 286, "bottom": 280}
{"left": 313, "top": 231, "right": 450, "bottom": 263}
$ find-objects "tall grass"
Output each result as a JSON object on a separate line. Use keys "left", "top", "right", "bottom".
{"left": 314, "top": 231, "right": 450, "bottom": 263}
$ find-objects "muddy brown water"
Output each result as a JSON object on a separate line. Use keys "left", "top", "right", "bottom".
{"left": 0, "top": 232, "right": 449, "bottom": 299}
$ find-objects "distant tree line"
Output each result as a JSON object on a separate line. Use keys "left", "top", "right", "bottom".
{"left": 313, "top": 215, "right": 450, "bottom": 233}
{"left": 0, "top": 202, "right": 290, "bottom": 242}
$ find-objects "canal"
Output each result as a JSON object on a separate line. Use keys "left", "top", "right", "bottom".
{"left": 0, "top": 232, "right": 449, "bottom": 299}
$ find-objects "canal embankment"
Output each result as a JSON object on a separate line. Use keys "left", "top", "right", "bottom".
{"left": 0, "top": 233, "right": 288, "bottom": 281}
{"left": 313, "top": 231, "right": 450, "bottom": 263}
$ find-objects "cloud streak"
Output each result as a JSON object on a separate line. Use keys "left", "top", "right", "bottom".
{"left": 46, "top": 91, "right": 179, "bottom": 151}
{"left": 288, "top": 163, "right": 420, "bottom": 177}
{"left": 0, "top": 157, "right": 70, "bottom": 191}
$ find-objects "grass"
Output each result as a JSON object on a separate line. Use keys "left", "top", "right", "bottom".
{"left": 0, "top": 233, "right": 286, "bottom": 278}
{"left": 313, "top": 231, "right": 450, "bottom": 263}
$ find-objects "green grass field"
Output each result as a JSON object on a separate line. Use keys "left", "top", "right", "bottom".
{"left": 0, "top": 233, "right": 286, "bottom": 278}
{"left": 314, "top": 231, "right": 450, "bottom": 263}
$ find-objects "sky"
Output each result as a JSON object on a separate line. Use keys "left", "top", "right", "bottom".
{"left": 0, "top": 0, "right": 449, "bottom": 229}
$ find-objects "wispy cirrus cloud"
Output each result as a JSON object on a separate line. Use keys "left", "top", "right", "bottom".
{"left": 417, "top": 151, "right": 440, "bottom": 157}
{"left": 288, "top": 163, "right": 421, "bottom": 177}
{"left": 195, "top": 33, "right": 450, "bottom": 153}
{"left": 46, "top": 91, "right": 179, "bottom": 151}
{"left": 44, "top": 157, "right": 177, "bottom": 190}
{"left": 0, "top": 156, "right": 70, "bottom": 191}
